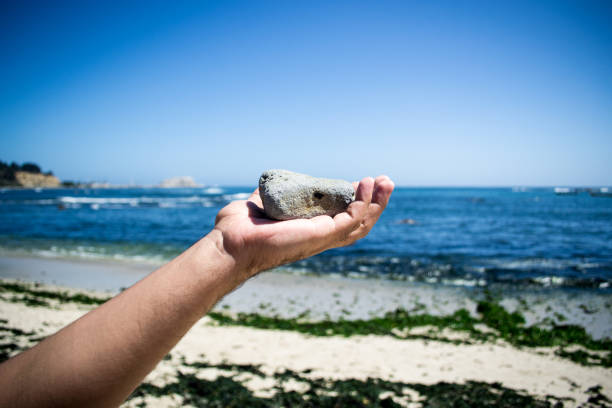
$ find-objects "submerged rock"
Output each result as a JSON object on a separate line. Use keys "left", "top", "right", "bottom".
{"left": 259, "top": 169, "right": 355, "bottom": 220}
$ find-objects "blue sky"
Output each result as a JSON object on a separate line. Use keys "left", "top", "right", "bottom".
{"left": 1, "top": 0, "right": 611, "bottom": 186}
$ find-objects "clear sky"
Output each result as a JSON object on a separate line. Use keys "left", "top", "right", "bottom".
{"left": 1, "top": 0, "right": 611, "bottom": 186}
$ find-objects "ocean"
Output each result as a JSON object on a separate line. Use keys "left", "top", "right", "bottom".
{"left": 1, "top": 186, "right": 611, "bottom": 290}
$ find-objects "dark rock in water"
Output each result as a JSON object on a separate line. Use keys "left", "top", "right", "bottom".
{"left": 259, "top": 169, "right": 355, "bottom": 220}
{"left": 398, "top": 218, "right": 417, "bottom": 225}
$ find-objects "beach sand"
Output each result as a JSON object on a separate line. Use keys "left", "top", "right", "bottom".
{"left": 1, "top": 255, "right": 611, "bottom": 407}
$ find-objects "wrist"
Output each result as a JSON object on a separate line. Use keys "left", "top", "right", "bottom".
{"left": 209, "top": 226, "right": 260, "bottom": 281}
{"left": 174, "top": 230, "right": 242, "bottom": 311}
{"left": 205, "top": 227, "right": 260, "bottom": 284}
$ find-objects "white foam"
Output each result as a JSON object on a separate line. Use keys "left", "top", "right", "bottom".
{"left": 18, "top": 244, "right": 170, "bottom": 265}
{"left": 158, "top": 202, "right": 176, "bottom": 208}
{"left": 532, "top": 276, "right": 566, "bottom": 286}
{"left": 59, "top": 196, "right": 140, "bottom": 205}
{"left": 441, "top": 278, "right": 487, "bottom": 287}
{"left": 223, "top": 192, "right": 250, "bottom": 200}
{"left": 487, "top": 258, "right": 572, "bottom": 270}
{"left": 54, "top": 195, "right": 219, "bottom": 209}
{"left": 24, "top": 199, "right": 57, "bottom": 205}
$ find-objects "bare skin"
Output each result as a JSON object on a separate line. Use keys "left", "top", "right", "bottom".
{"left": 0, "top": 175, "right": 394, "bottom": 408}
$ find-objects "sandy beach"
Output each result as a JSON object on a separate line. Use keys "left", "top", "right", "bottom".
{"left": 1, "top": 256, "right": 611, "bottom": 407}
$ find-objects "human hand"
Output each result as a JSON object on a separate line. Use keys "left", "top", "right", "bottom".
{"left": 213, "top": 175, "right": 394, "bottom": 283}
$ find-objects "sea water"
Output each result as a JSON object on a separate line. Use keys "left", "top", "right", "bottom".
{"left": 1, "top": 187, "right": 611, "bottom": 290}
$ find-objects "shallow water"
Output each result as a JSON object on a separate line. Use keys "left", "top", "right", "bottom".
{"left": 1, "top": 186, "right": 611, "bottom": 289}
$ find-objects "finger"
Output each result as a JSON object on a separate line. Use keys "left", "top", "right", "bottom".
{"left": 372, "top": 175, "right": 394, "bottom": 210}
{"left": 362, "top": 176, "right": 394, "bottom": 225}
{"left": 340, "top": 175, "right": 394, "bottom": 245}
{"left": 346, "top": 176, "right": 374, "bottom": 220}
{"left": 363, "top": 175, "right": 394, "bottom": 225}
{"left": 355, "top": 177, "right": 374, "bottom": 204}
{"left": 308, "top": 214, "right": 337, "bottom": 243}
{"left": 330, "top": 211, "right": 357, "bottom": 244}
{"left": 332, "top": 177, "right": 374, "bottom": 243}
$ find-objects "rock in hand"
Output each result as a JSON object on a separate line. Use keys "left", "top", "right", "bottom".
{"left": 258, "top": 169, "right": 355, "bottom": 220}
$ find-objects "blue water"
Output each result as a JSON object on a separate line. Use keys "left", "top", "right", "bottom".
{"left": 1, "top": 187, "right": 611, "bottom": 289}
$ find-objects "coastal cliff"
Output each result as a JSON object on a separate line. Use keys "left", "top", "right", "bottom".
{"left": 1, "top": 161, "right": 61, "bottom": 188}
{"left": 14, "top": 171, "right": 61, "bottom": 188}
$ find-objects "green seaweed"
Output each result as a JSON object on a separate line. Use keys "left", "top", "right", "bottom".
{"left": 0, "top": 281, "right": 109, "bottom": 305}
{"left": 3, "top": 294, "right": 51, "bottom": 307}
{"left": 186, "top": 359, "right": 268, "bottom": 377}
{"left": 476, "top": 301, "right": 612, "bottom": 352}
{"left": 584, "top": 385, "right": 612, "bottom": 407}
{"left": 208, "top": 301, "right": 612, "bottom": 367}
{"left": 208, "top": 308, "right": 479, "bottom": 340}
{"left": 129, "top": 360, "right": 569, "bottom": 407}
{"left": 0, "top": 320, "right": 37, "bottom": 363}
{"left": 555, "top": 349, "right": 612, "bottom": 368}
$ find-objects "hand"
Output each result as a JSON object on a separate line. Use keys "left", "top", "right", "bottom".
{"left": 213, "top": 175, "right": 394, "bottom": 282}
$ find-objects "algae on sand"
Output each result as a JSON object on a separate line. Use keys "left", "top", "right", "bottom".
{"left": 2, "top": 280, "right": 611, "bottom": 367}
{"left": 129, "top": 358, "right": 571, "bottom": 408}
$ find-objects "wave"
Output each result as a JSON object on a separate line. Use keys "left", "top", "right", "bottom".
{"left": 223, "top": 192, "right": 251, "bottom": 200}
{"left": 56, "top": 196, "right": 219, "bottom": 209}
{"left": 1, "top": 193, "right": 254, "bottom": 210}
{"left": 0, "top": 238, "right": 181, "bottom": 265}
{"left": 480, "top": 257, "right": 600, "bottom": 271}
{"left": 1, "top": 189, "right": 256, "bottom": 210}
{"left": 203, "top": 187, "right": 224, "bottom": 194}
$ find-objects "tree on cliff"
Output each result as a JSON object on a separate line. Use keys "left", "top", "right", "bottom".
{"left": 0, "top": 161, "right": 18, "bottom": 186}
{"left": 20, "top": 162, "right": 42, "bottom": 173}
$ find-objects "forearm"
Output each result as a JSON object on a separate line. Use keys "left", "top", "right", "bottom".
{"left": 0, "top": 230, "right": 238, "bottom": 408}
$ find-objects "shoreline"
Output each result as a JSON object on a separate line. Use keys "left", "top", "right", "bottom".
{"left": 2, "top": 254, "right": 611, "bottom": 339}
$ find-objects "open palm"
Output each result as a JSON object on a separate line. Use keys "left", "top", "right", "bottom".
{"left": 214, "top": 176, "right": 394, "bottom": 280}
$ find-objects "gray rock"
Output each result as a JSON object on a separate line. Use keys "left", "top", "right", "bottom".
{"left": 259, "top": 169, "right": 355, "bottom": 220}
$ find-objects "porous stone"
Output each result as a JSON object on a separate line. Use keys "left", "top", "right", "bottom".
{"left": 259, "top": 169, "right": 355, "bottom": 220}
